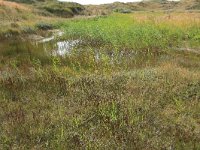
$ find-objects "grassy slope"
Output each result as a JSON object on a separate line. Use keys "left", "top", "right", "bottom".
{"left": 0, "top": 1, "right": 30, "bottom": 36}
{"left": 0, "top": 3, "right": 57, "bottom": 39}
{"left": 85, "top": 0, "right": 200, "bottom": 15}
{"left": 0, "top": 0, "right": 85, "bottom": 39}
{"left": 6, "top": 0, "right": 85, "bottom": 17}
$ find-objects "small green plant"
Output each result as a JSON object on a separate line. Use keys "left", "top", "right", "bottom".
{"left": 36, "top": 22, "right": 53, "bottom": 30}
{"left": 52, "top": 56, "right": 61, "bottom": 70}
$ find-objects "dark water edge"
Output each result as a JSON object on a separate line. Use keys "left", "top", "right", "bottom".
{"left": 0, "top": 30, "right": 172, "bottom": 70}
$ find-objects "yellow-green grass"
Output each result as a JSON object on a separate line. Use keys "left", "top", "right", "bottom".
{"left": 60, "top": 12, "right": 200, "bottom": 52}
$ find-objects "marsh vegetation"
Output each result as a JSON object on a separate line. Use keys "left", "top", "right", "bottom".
{"left": 0, "top": 2, "right": 200, "bottom": 149}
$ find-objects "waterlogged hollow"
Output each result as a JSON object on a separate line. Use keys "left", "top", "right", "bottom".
{"left": 0, "top": 37, "right": 80, "bottom": 57}
{"left": 0, "top": 32, "right": 164, "bottom": 67}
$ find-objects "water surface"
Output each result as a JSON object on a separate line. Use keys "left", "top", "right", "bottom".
{"left": 0, "top": 31, "right": 164, "bottom": 68}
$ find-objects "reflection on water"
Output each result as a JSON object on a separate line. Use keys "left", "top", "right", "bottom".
{"left": 38, "top": 30, "right": 64, "bottom": 43}
{"left": 53, "top": 40, "right": 80, "bottom": 56}
{"left": 0, "top": 32, "right": 162, "bottom": 67}
{"left": 0, "top": 37, "right": 80, "bottom": 58}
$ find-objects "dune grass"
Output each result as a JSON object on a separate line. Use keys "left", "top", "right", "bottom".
{"left": 0, "top": 0, "right": 81, "bottom": 39}
{"left": 0, "top": 12, "right": 200, "bottom": 149}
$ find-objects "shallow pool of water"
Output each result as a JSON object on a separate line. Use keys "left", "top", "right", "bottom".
{"left": 0, "top": 32, "right": 163, "bottom": 68}
{"left": 0, "top": 35, "right": 80, "bottom": 58}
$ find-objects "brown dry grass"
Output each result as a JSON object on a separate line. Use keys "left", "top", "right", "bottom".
{"left": 0, "top": 0, "right": 30, "bottom": 11}
{"left": 132, "top": 12, "right": 200, "bottom": 27}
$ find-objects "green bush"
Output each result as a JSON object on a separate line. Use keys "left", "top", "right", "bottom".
{"left": 42, "top": 1, "right": 84, "bottom": 18}
{"left": 35, "top": 22, "right": 53, "bottom": 30}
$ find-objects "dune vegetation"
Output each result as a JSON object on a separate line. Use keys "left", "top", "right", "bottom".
{"left": 0, "top": 1, "right": 200, "bottom": 149}
{"left": 0, "top": 0, "right": 84, "bottom": 39}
